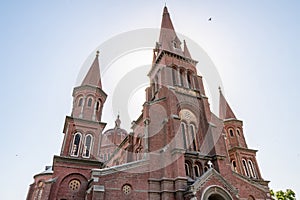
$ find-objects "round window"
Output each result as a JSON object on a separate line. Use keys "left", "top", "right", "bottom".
{"left": 122, "top": 184, "right": 132, "bottom": 195}
{"left": 69, "top": 179, "right": 81, "bottom": 191}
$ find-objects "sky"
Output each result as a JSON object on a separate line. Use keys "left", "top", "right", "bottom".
{"left": 0, "top": 1, "right": 299, "bottom": 199}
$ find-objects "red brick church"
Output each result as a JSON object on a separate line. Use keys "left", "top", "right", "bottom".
{"left": 26, "top": 6, "right": 271, "bottom": 200}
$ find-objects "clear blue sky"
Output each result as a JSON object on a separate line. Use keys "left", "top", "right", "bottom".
{"left": 0, "top": 1, "right": 299, "bottom": 199}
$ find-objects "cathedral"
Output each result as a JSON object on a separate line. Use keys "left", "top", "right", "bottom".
{"left": 26, "top": 6, "right": 271, "bottom": 200}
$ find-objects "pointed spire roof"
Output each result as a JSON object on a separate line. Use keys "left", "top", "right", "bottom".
{"left": 161, "top": 6, "right": 175, "bottom": 30}
{"left": 219, "top": 87, "right": 237, "bottom": 120}
{"left": 183, "top": 40, "right": 192, "bottom": 59}
{"left": 159, "top": 6, "right": 184, "bottom": 56}
{"left": 81, "top": 51, "right": 102, "bottom": 88}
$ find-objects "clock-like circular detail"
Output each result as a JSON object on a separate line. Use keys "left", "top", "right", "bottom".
{"left": 122, "top": 184, "right": 132, "bottom": 195}
{"left": 184, "top": 111, "right": 191, "bottom": 119}
{"left": 69, "top": 179, "right": 81, "bottom": 191}
{"left": 179, "top": 109, "right": 197, "bottom": 123}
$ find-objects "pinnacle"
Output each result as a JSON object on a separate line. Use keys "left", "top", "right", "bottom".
{"left": 219, "top": 90, "right": 237, "bottom": 120}
{"left": 81, "top": 51, "right": 102, "bottom": 88}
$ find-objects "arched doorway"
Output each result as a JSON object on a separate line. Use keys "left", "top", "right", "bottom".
{"left": 208, "top": 193, "right": 226, "bottom": 200}
{"left": 201, "top": 186, "right": 233, "bottom": 200}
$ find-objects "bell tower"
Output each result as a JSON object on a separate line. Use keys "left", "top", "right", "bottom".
{"left": 47, "top": 51, "right": 107, "bottom": 200}
{"left": 60, "top": 51, "right": 107, "bottom": 160}
{"left": 219, "top": 88, "right": 264, "bottom": 181}
{"left": 144, "top": 6, "right": 215, "bottom": 199}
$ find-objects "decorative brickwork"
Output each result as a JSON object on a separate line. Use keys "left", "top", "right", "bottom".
{"left": 26, "top": 6, "right": 270, "bottom": 200}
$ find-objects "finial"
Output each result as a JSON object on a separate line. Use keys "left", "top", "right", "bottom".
{"left": 165, "top": 2, "right": 166, "bottom": 6}
{"left": 218, "top": 86, "right": 222, "bottom": 93}
{"left": 115, "top": 113, "right": 121, "bottom": 128}
{"left": 96, "top": 50, "right": 99, "bottom": 57}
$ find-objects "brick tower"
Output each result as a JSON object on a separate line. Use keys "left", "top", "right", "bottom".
{"left": 26, "top": 6, "right": 271, "bottom": 200}
{"left": 27, "top": 51, "right": 107, "bottom": 200}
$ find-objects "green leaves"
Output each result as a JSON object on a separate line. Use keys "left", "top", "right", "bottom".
{"left": 270, "top": 189, "right": 296, "bottom": 200}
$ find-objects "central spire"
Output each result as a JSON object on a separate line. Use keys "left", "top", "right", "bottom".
{"left": 161, "top": 6, "right": 175, "bottom": 30}
{"left": 157, "top": 6, "right": 194, "bottom": 61}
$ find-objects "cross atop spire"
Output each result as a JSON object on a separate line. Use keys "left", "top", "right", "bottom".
{"left": 115, "top": 114, "right": 121, "bottom": 129}
{"left": 81, "top": 51, "right": 102, "bottom": 88}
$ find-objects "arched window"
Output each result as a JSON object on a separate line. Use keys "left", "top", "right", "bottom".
{"left": 87, "top": 98, "right": 93, "bottom": 107}
{"left": 82, "top": 134, "right": 93, "bottom": 158}
{"left": 187, "top": 72, "right": 193, "bottom": 89}
{"left": 242, "top": 159, "right": 250, "bottom": 177}
{"left": 204, "top": 166, "right": 208, "bottom": 172}
{"left": 179, "top": 69, "right": 184, "bottom": 86}
{"left": 248, "top": 160, "right": 257, "bottom": 178}
{"left": 95, "top": 101, "right": 100, "bottom": 111}
{"left": 185, "top": 162, "right": 190, "bottom": 176}
{"left": 172, "top": 67, "right": 177, "bottom": 85}
{"left": 190, "top": 124, "right": 197, "bottom": 151}
{"left": 78, "top": 97, "right": 83, "bottom": 107}
{"left": 34, "top": 181, "right": 44, "bottom": 200}
{"left": 154, "top": 75, "right": 159, "bottom": 92}
{"left": 229, "top": 128, "right": 234, "bottom": 137}
{"left": 181, "top": 122, "right": 187, "bottom": 148}
{"left": 173, "top": 41, "right": 177, "bottom": 48}
{"left": 71, "top": 132, "right": 81, "bottom": 156}
{"left": 231, "top": 160, "right": 237, "bottom": 172}
{"left": 236, "top": 128, "right": 241, "bottom": 136}
{"left": 194, "top": 165, "right": 200, "bottom": 177}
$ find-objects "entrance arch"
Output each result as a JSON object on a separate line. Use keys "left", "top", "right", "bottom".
{"left": 201, "top": 185, "right": 233, "bottom": 200}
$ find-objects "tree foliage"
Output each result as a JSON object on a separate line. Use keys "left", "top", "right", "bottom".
{"left": 270, "top": 189, "right": 296, "bottom": 200}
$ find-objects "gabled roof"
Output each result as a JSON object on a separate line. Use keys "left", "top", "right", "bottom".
{"left": 186, "top": 168, "right": 238, "bottom": 196}
{"left": 81, "top": 51, "right": 102, "bottom": 88}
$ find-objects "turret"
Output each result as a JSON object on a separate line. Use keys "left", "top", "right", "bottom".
{"left": 71, "top": 51, "right": 107, "bottom": 122}
{"left": 60, "top": 51, "right": 107, "bottom": 160}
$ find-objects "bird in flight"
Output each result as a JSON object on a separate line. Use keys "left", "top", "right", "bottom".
{"left": 208, "top": 17, "right": 212, "bottom": 21}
